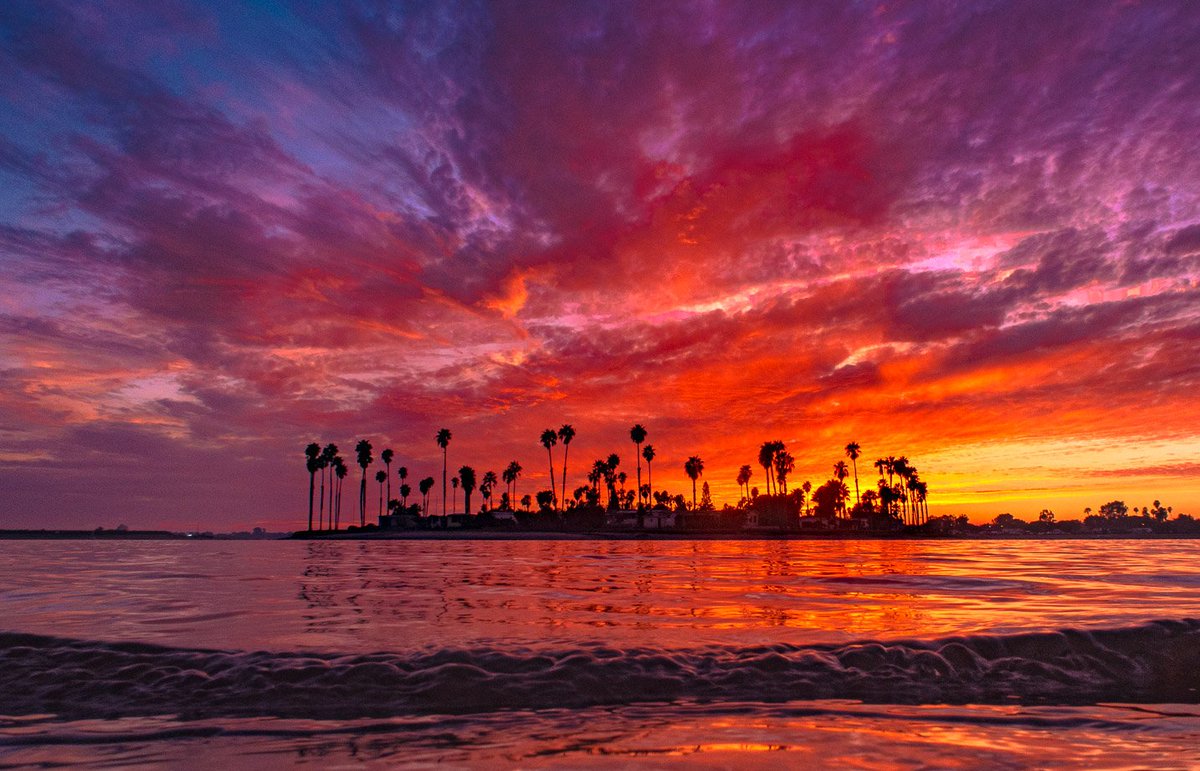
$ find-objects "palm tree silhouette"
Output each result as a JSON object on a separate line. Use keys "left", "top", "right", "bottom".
{"left": 774, "top": 450, "right": 795, "bottom": 494}
{"left": 355, "top": 439, "right": 373, "bottom": 527}
{"left": 400, "top": 483, "right": 411, "bottom": 511}
{"left": 436, "top": 428, "right": 452, "bottom": 517}
{"left": 642, "top": 445, "right": 656, "bottom": 504}
{"left": 758, "top": 441, "right": 784, "bottom": 496}
{"left": 381, "top": 449, "right": 394, "bottom": 512}
{"left": 459, "top": 466, "right": 477, "bottom": 516}
{"left": 737, "top": 465, "right": 752, "bottom": 501}
{"left": 334, "top": 457, "right": 347, "bottom": 529}
{"left": 319, "top": 444, "right": 336, "bottom": 530}
{"left": 376, "top": 469, "right": 387, "bottom": 518}
{"left": 845, "top": 442, "right": 861, "bottom": 509}
{"left": 482, "top": 470, "right": 499, "bottom": 511}
{"left": 558, "top": 424, "right": 575, "bottom": 510}
{"left": 419, "top": 476, "right": 434, "bottom": 516}
{"left": 323, "top": 445, "right": 339, "bottom": 529}
{"left": 504, "top": 460, "right": 522, "bottom": 509}
{"left": 539, "top": 428, "right": 558, "bottom": 511}
{"left": 304, "top": 443, "right": 321, "bottom": 532}
{"left": 684, "top": 456, "right": 704, "bottom": 510}
{"left": 833, "top": 461, "right": 849, "bottom": 518}
{"left": 397, "top": 466, "right": 409, "bottom": 507}
{"left": 629, "top": 424, "right": 648, "bottom": 507}
{"left": 451, "top": 476, "right": 459, "bottom": 514}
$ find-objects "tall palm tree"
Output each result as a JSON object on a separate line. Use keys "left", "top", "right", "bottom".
{"left": 317, "top": 455, "right": 329, "bottom": 531}
{"left": 630, "top": 424, "right": 647, "bottom": 507}
{"left": 459, "top": 466, "right": 477, "bottom": 515}
{"left": 558, "top": 424, "right": 575, "bottom": 510}
{"left": 400, "top": 483, "right": 411, "bottom": 511}
{"left": 505, "top": 460, "right": 522, "bottom": 509}
{"left": 324, "top": 445, "right": 339, "bottom": 528}
{"left": 381, "top": 449, "right": 394, "bottom": 511}
{"left": 304, "top": 443, "right": 321, "bottom": 531}
{"left": 436, "top": 428, "right": 452, "bottom": 517}
{"left": 451, "top": 476, "right": 459, "bottom": 514}
{"left": 833, "top": 461, "right": 850, "bottom": 518}
{"left": 334, "top": 457, "right": 348, "bottom": 530}
{"left": 319, "top": 443, "right": 336, "bottom": 530}
{"left": 419, "top": 476, "right": 434, "bottom": 515}
{"left": 355, "top": 439, "right": 373, "bottom": 527}
{"left": 758, "top": 441, "right": 784, "bottom": 496}
{"left": 539, "top": 428, "right": 558, "bottom": 511}
{"left": 844, "top": 441, "right": 861, "bottom": 509}
{"left": 642, "top": 445, "right": 656, "bottom": 501}
{"left": 482, "top": 470, "right": 499, "bottom": 511}
{"left": 376, "top": 469, "right": 387, "bottom": 518}
{"left": 397, "top": 466, "right": 409, "bottom": 507}
{"left": 684, "top": 455, "right": 704, "bottom": 509}
{"left": 774, "top": 450, "right": 795, "bottom": 494}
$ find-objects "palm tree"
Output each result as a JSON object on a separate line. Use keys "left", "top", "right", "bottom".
{"left": 684, "top": 455, "right": 704, "bottom": 510}
{"left": 319, "top": 444, "right": 336, "bottom": 530}
{"left": 304, "top": 443, "right": 321, "bottom": 531}
{"left": 419, "top": 476, "right": 434, "bottom": 515}
{"left": 324, "top": 445, "right": 339, "bottom": 528}
{"left": 774, "top": 450, "right": 795, "bottom": 494}
{"left": 558, "top": 424, "right": 575, "bottom": 510}
{"left": 459, "top": 466, "right": 477, "bottom": 515}
{"left": 397, "top": 466, "right": 409, "bottom": 507}
{"left": 381, "top": 449, "right": 394, "bottom": 511}
{"left": 737, "top": 465, "right": 752, "bottom": 501}
{"left": 833, "top": 461, "right": 849, "bottom": 518}
{"left": 334, "top": 458, "right": 348, "bottom": 529}
{"left": 399, "top": 483, "right": 411, "bottom": 511}
{"left": 539, "top": 428, "right": 558, "bottom": 511}
{"left": 482, "top": 470, "right": 498, "bottom": 511}
{"left": 630, "top": 424, "right": 647, "bottom": 508}
{"left": 802, "top": 480, "right": 812, "bottom": 516}
{"left": 451, "top": 476, "right": 459, "bottom": 514}
{"left": 375, "top": 469, "right": 387, "bottom": 518}
{"left": 642, "top": 445, "right": 656, "bottom": 502}
{"left": 758, "top": 441, "right": 784, "bottom": 496}
{"left": 436, "top": 428, "right": 452, "bottom": 517}
{"left": 503, "top": 460, "right": 522, "bottom": 509}
{"left": 355, "top": 439, "right": 373, "bottom": 527}
{"left": 845, "top": 441, "right": 861, "bottom": 509}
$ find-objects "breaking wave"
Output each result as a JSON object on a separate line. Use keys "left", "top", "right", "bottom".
{"left": 2, "top": 619, "right": 1198, "bottom": 720}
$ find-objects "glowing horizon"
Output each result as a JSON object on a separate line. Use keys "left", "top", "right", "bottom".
{"left": 1, "top": 2, "right": 1198, "bottom": 530}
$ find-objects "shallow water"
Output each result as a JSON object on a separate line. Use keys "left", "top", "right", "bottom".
{"left": 1, "top": 538, "right": 1198, "bottom": 767}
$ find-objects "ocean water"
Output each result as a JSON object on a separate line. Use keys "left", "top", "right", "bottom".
{"left": 1, "top": 538, "right": 1198, "bottom": 768}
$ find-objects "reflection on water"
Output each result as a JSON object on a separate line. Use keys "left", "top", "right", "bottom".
{"left": 3, "top": 703, "right": 1199, "bottom": 769}
{"left": 0, "top": 538, "right": 1198, "bottom": 651}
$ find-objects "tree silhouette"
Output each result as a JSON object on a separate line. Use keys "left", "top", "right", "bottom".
{"left": 684, "top": 455, "right": 704, "bottom": 510}
{"left": 451, "top": 476, "right": 459, "bottom": 514}
{"left": 323, "top": 444, "right": 339, "bottom": 529}
{"left": 419, "top": 476, "right": 434, "bottom": 516}
{"left": 558, "top": 424, "right": 575, "bottom": 513}
{"left": 304, "top": 442, "right": 321, "bottom": 532}
{"left": 381, "top": 449, "right": 394, "bottom": 513}
{"left": 642, "top": 444, "right": 656, "bottom": 505}
{"left": 436, "top": 428, "right": 452, "bottom": 517}
{"left": 844, "top": 441, "right": 861, "bottom": 509}
{"left": 397, "top": 466, "right": 409, "bottom": 507}
{"left": 481, "top": 470, "right": 498, "bottom": 511}
{"left": 758, "top": 441, "right": 784, "bottom": 496}
{"left": 630, "top": 424, "right": 648, "bottom": 508}
{"left": 355, "top": 439, "right": 373, "bottom": 527}
{"left": 334, "top": 457, "right": 347, "bottom": 529}
{"left": 375, "top": 469, "right": 387, "bottom": 518}
{"left": 539, "top": 428, "right": 558, "bottom": 511}
{"left": 737, "top": 465, "right": 752, "bottom": 502}
{"left": 459, "top": 465, "right": 477, "bottom": 515}
{"left": 399, "top": 483, "right": 412, "bottom": 510}
{"left": 833, "top": 461, "right": 849, "bottom": 518}
{"left": 503, "top": 460, "right": 522, "bottom": 509}
{"left": 774, "top": 450, "right": 795, "bottom": 494}
{"left": 319, "top": 443, "right": 336, "bottom": 530}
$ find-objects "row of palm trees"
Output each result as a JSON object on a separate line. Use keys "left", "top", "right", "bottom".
{"left": 303, "top": 428, "right": 930, "bottom": 531}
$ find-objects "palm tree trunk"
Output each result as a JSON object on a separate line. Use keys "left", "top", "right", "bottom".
{"left": 646, "top": 460, "right": 652, "bottom": 502}
{"left": 359, "top": 469, "right": 366, "bottom": 527}
{"left": 635, "top": 444, "right": 642, "bottom": 508}
{"left": 851, "top": 460, "right": 860, "bottom": 508}
{"left": 318, "top": 468, "right": 326, "bottom": 531}
{"left": 561, "top": 446, "right": 569, "bottom": 514}
{"left": 442, "top": 449, "right": 447, "bottom": 518}
{"left": 546, "top": 447, "right": 556, "bottom": 511}
{"left": 307, "top": 471, "right": 315, "bottom": 532}
{"left": 692, "top": 479, "right": 697, "bottom": 510}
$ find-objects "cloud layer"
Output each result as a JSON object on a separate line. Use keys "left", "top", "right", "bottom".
{"left": 2, "top": 1, "right": 1198, "bottom": 528}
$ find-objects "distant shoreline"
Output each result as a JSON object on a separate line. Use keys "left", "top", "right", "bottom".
{"left": 2, "top": 529, "right": 1197, "bottom": 541}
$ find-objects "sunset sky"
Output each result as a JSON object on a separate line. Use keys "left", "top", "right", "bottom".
{"left": 2, "top": 1, "right": 1198, "bottom": 530}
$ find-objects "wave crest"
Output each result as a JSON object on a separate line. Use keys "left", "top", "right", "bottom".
{"left": 2, "top": 619, "right": 1198, "bottom": 719}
